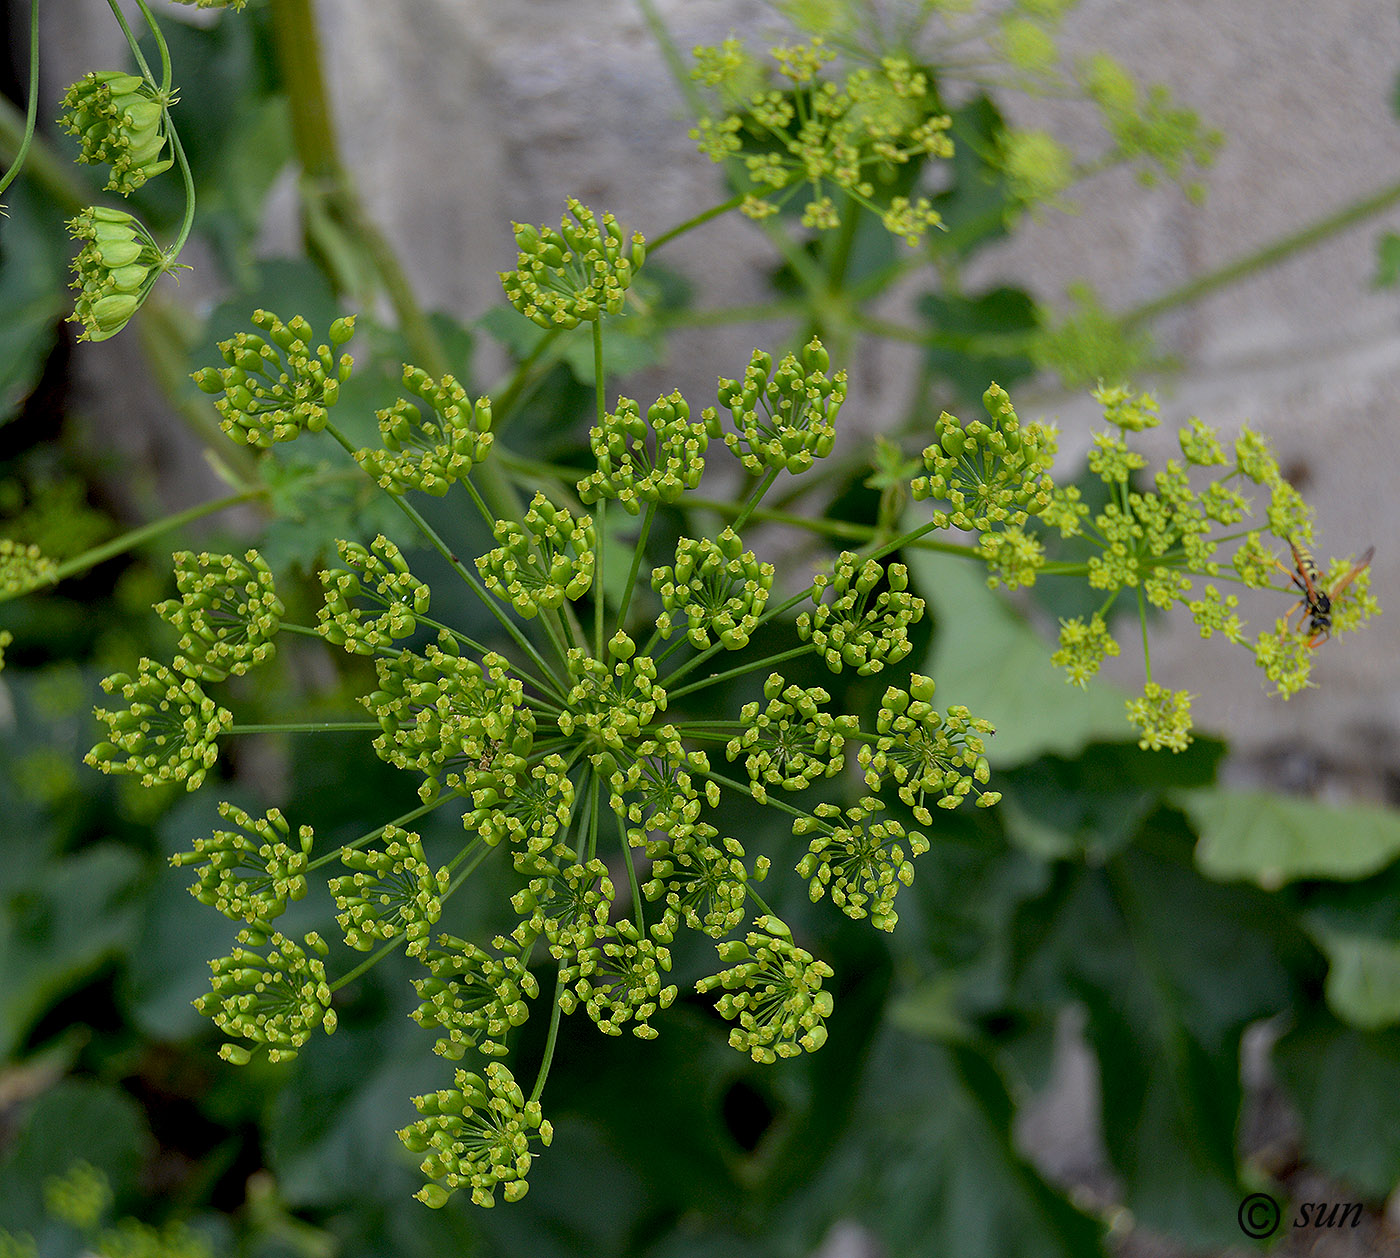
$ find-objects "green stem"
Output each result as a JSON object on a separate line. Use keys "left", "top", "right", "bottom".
{"left": 616, "top": 809, "right": 646, "bottom": 933}
{"left": 330, "top": 934, "right": 406, "bottom": 993}
{"left": 648, "top": 194, "right": 747, "bottom": 252}
{"left": 1137, "top": 585, "right": 1153, "bottom": 684}
{"left": 730, "top": 468, "right": 780, "bottom": 534}
{"left": 665, "top": 643, "right": 815, "bottom": 701}
{"left": 1122, "top": 178, "right": 1400, "bottom": 328}
{"left": 33, "top": 485, "right": 268, "bottom": 593}
{"left": 229, "top": 721, "right": 380, "bottom": 734}
{"left": 528, "top": 968, "right": 568, "bottom": 1107}
{"left": 321, "top": 420, "right": 569, "bottom": 698}
{"left": 616, "top": 501, "right": 656, "bottom": 628}
{"left": 0, "top": 0, "right": 39, "bottom": 199}
{"left": 593, "top": 322, "right": 608, "bottom": 658}
{"left": 308, "top": 798, "right": 447, "bottom": 872}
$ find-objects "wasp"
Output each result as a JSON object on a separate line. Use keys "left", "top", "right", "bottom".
{"left": 1276, "top": 540, "right": 1374, "bottom": 647}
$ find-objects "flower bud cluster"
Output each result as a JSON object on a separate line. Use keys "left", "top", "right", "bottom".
{"left": 195, "top": 925, "right": 336, "bottom": 1064}
{"left": 557, "top": 919, "right": 678, "bottom": 1039}
{"left": 367, "top": 638, "right": 532, "bottom": 801}
{"left": 793, "top": 796, "right": 929, "bottom": 930}
{"left": 652, "top": 529, "right": 772, "bottom": 650}
{"left": 412, "top": 934, "right": 539, "bottom": 1060}
{"left": 726, "top": 673, "right": 858, "bottom": 801}
{"left": 0, "top": 538, "right": 57, "bottom": 598}
{"left": 858, "top": 674, "right": 998, "bottom": 818}
{"left": 357, "top": 367, "right": 493, "bottom": 496}
{"left": 86, "top": 658, "right": 231, "bottom": 791}
{"left": 645, "top": 825, "right": 764, "bottom": 940}
{"left": 330, "top": 826, "right": 448, "bottom": 957}
{"left": 500, "top": 199, "right": 644, "bottom": 329}
{"left": 578, "top": 392, "right": 707, "bottom": 512}
{"left": 689, "top": 39, "right": 952, "bottom": 243}
{"left": 797, "top": 551, "right": 922, "bottom": 675}
{"left": 156, "top": 549, "right": 283, "bottom": 682}
{"left": 318, "top": 535, "right": 429, "bottom": 654}
{"left": 704, "top": 339, "right": 845, "bottom": 476}
{"left": 695, "top": 916, "right": 834, "bottom": 1063}
{"left": 59, "top": 71, "right": 174, "bottom": 194}
{"left": 170, "top": 802, "right": 312, "bottom": 923}
{"left": 399, "top": 1062, "right": 552, "bottom": 1208}
{"left": 66, "top": 207, "right": 171, "bottom": 342}
{"left": 910, "top": 383, "right": 1056, "bottom": 532}
{"left": 476, "top": 494, "right": 595, "bottom": 618}
{"left": 193, "top": 310, "right": 355, "bottom": 446}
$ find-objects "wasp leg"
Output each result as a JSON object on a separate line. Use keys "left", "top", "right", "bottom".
{"left": 1327, "top": 546, "right": 1375, "bottom": 602}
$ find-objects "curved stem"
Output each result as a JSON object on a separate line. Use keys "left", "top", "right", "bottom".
{"left": 0, "top": 0, "right": 39, "bottom": 200}
{"left": 528, "top": 967, "right": 568, "bottom": 1107}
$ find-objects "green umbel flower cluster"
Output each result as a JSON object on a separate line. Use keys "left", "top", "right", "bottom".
{"left": 413, "top": 934, "right": 538, "bottom": 1060}
{"left": 794, "top": 796, "right": 929, "bottom": 931}
{"left": 859, "top": 674, "right": 999, "bottom": 818}
{"left": 170, "top": 802, "right": 313, "bottom": 923}
{"left": 399, "top": 1062, "right": 552, "bottom": 1208}
{"left": 76, "top": 189, "right": 1373, "bottom": 1214}
{"left": 704, "top": 339, "right": 846, "bottom": 475}
{"left": 193, "top": 311, "right": 355, "bottom": 446}
{"left": 330, "top": 826, "right": 448, "bottom": 957}
{"left": 319, "top": 534, "right": 430, "bottom": 653}
{"left": 357, "top": 366, "right": 493, "bottom": 495}
{"left": 476, "top": 494, "right": 595, "bottom": 618}
{"left": 727, "top": 674, "right": 858, "bottom": 801}
{"left": 195, "top": 924, "right": 336, "bottom": 1064}
{"left": 500, "top": 199, "right": 644, "bottom": 329}
{"left": 694, "top": 916, "right": 835, "bottom": 1063}
{"left": 910, "top": 383, "right": 1059, "bottom": 533}
{"left": 653, "top": 530, "right": 772, "bottom": 651}
{"left": 690, "top": 37, "right": 952, "bottom": 243}
{"left": 156, "top": 549, "right": 283, "bottom": 681}
{"left": 1007, "top": 383, "right": 1382, "bottom": 746}
{"left": 797, "top": 551, "right": 921, "bottom": 675}
{"left": 66, "top": 207, "right": 174, "bottom": 342}
{"left": 59, "top": 71, "right": 174, "bottom": 194}
{"left": 578, "top": 392, "right": 708, "bottom": 512}
{"left": 86, "top": 658, "right": 231, "bottom": 790}
{"left": 0, "top": 538, "right": 57, "bottom": 598}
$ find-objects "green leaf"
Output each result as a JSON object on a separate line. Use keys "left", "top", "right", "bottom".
{"left": 1374, "top": 232, "right": 1400, "bottom": 289}
{"left": 906, "top": 541, "right": 1129, "bottom": 766}
{"left": 1179, "top": 788, "right": 1400, "bottom": 887}
{"left": 0, "top": 183, "right": 67, "bottom": 425}
{"left": 1298, "top": 863, "right": 1400, "bottom": 1029}
{"left": 1275, "top": 1009, "right": 1400, "bottom": 1195}
{"left": 0, "top": 846, "right": 144, "bottom": 1059}
{"left": 1305, "top": 923, "right": 1400, "bottom": 1029}
{"left": 0, "top": 1079, "right": 150, "bottom": 1236}
{"left": 793, "top": 1032, "right": 1105, "bottom": 1258}
{"left": 1010, "top": 817, "right": 1299, "bottom": 1245}
{"left": 1000, "top": 740, "right": 1225, "bottom": 861}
